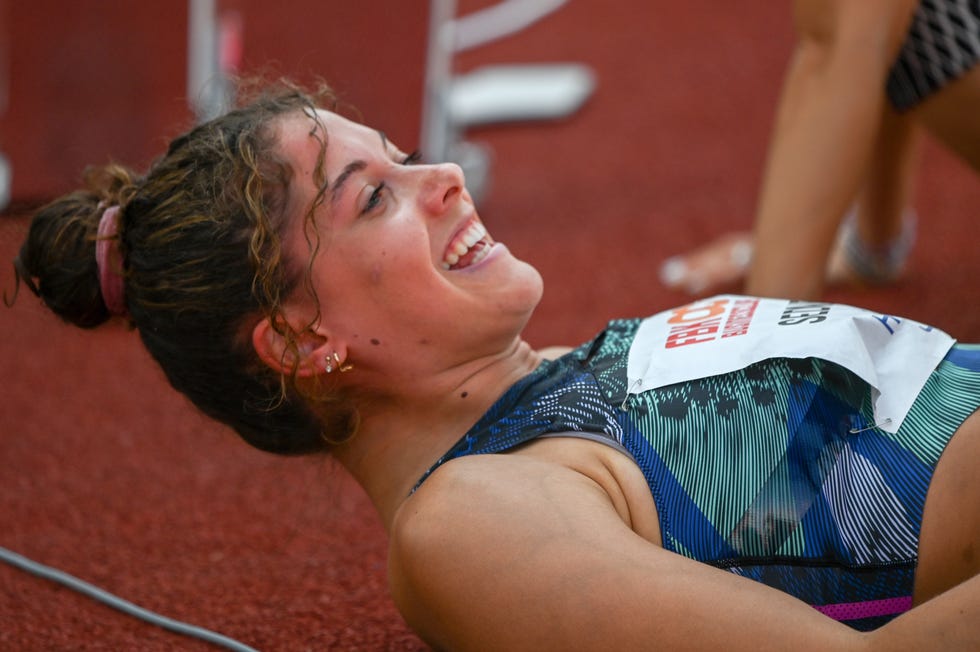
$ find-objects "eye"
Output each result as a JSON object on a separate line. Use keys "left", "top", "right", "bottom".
{"left": 402, "top": 150, "right": 422, "bottom": 165}
{"left": 362, "top": 181, "right": 387, "bottom": 214}
{"left": 358, "top": 150, "right": 420, "bottom": 216}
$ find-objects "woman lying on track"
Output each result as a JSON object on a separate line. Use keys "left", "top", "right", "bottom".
{"left": 12, "top": 82, "right": 979, "bottom": 651}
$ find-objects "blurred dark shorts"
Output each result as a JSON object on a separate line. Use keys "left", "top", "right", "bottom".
{"left": 887, "top": 0, "right": 980, "bottom": 110}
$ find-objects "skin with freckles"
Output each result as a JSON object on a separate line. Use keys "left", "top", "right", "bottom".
{"left": 266, "top": 109, "right": 544, "bottom": 397}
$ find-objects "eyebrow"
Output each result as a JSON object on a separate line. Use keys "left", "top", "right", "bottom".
{"left": 329, "top": 160, "right": 367, "bottom": 206}
{"left": 327, "top": 130, "right": 392, "bottom": 205}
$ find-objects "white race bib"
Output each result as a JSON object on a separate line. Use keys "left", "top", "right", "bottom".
{"left": 626, "top": 295, "right": 955, "bottom": 433}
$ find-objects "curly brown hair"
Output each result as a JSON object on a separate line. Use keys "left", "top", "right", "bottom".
{"left": 11, "top": 80, "right": 357, "bottom": 454}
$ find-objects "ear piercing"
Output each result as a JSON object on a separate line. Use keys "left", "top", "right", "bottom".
{"left": 324, "top": 351, "right": 353, "bottom": 374}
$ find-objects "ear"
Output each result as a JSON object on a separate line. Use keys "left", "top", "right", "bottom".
{"left": 251, "top": 316, "right": 345, "bottom": 378}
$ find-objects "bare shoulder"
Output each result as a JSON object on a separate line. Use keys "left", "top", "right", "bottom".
{"left": 388, "top": 452, "right": 642, "bottom": 648}
{"left": 389, "top": 450, "right": 626, "bottom": 568}
{"left": 390, "top": 439, "right": 658, "bottom": 565}
{"left": 386, "top": 448, "right": 861, "bottom": 651}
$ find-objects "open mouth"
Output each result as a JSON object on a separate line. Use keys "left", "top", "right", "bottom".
{"left": 442, "top": 220, "right": 495, "bottom": 270}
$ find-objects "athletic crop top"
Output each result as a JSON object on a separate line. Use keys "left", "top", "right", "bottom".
{"left": 416, "top": 314, "right": 980, "bottom": 631}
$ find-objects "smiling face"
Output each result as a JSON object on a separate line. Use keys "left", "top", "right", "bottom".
{"left": 277, "top": 109, "right": 543, "bottom": 385}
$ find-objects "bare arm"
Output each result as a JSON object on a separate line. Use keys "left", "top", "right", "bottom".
{"left": 389, "top": 452, "right": 977, "bottom": 651}
{"left": 746, "top": 0, "right": 918, "bottom": 299}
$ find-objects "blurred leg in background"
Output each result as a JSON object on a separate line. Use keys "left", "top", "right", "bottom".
{"left": 659, "top": 0, "right": 980, "bottom": 300}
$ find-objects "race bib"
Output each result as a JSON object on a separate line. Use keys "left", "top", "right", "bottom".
{"left": 626, "top": 295, "right": 955, "bottom": 433}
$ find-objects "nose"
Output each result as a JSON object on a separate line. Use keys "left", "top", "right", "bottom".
{"left": 418, "top": 162, "right": 465, "bottom": 216}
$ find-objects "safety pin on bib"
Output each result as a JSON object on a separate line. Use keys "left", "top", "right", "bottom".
{"left": 849, "top": 417, "right": 892, "bottom": 434}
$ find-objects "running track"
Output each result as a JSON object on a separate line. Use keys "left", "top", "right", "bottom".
{"left": 1, "top": 2, "right": 978, "bottom": 650}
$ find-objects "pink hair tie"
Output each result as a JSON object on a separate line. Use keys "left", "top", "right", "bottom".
{"left": 95, "top": 205, "right": 128, "bottom": 316}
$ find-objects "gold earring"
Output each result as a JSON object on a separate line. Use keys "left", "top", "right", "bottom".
{"left": 334, "top": 351, "right": 354, "bottom": 373}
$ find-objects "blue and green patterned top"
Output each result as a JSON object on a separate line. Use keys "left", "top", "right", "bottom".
{"left": 416, "top": 318, "right": 980, "bottom": 630}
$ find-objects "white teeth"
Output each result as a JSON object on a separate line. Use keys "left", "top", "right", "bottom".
{"left": 469, "top": 243, "right": 490, "bottom": 266}
{"left": 462, "top": 222, "right": 486, "bottom": 247}
{"left": 442, "top": 220, "right": 489, "bottom": 269}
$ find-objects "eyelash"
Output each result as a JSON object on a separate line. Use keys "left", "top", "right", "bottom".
{"left": 362, "top": 150, "right": 423, "bottom": 214}
{"left": 363, "top": 183, "right": 387, "bottom": 214}
{"left": 402, "top": 150, "right": 422, "bottom": 165}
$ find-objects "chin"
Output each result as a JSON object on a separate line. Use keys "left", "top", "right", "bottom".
{"left": 503, "top": 263, "right": 545, "bottom": 321}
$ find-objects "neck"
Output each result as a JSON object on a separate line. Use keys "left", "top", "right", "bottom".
{"left": 331, "top": 337, "right": 543, "bottom": 530}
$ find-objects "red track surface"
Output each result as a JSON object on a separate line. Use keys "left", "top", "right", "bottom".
{"left": 1, "top": 2, "right": 978, "bottom": 650}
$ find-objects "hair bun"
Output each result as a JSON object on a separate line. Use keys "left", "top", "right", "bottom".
{"left": 12, "top": 164, "right": 136, "bottom": 328}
